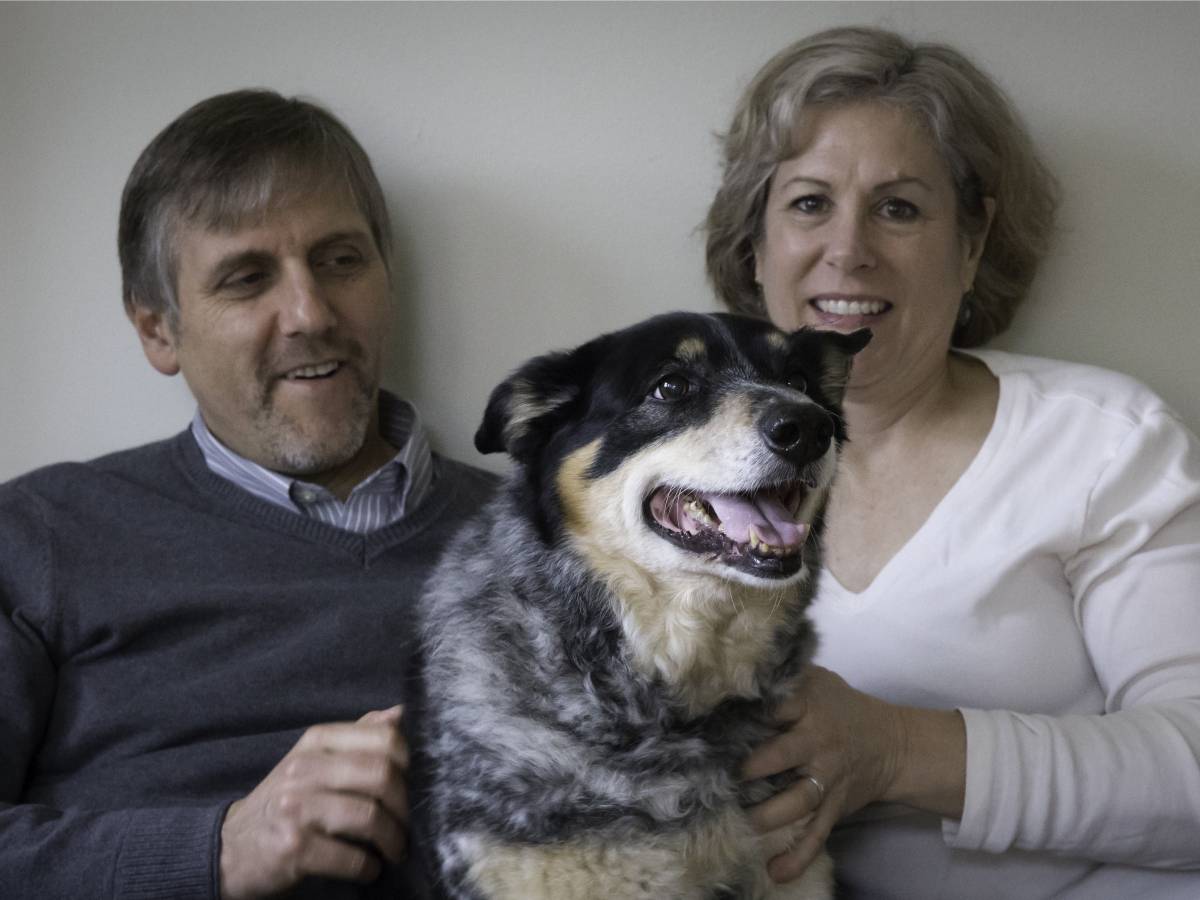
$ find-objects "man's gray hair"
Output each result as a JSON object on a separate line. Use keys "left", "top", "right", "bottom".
{"left": 118, "top": 89, "right": 393, "bottom": 323}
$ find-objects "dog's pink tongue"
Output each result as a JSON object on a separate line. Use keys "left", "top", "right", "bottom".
{"left": 703, "top": 493, "right": 805, "bottom": 548}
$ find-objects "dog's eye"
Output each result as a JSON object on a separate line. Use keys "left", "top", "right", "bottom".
{"left": 651, "top": 374, "right": 691, "bottom": 402}
{"left": 785, "top": 373, "right": 808, "bottom": 393}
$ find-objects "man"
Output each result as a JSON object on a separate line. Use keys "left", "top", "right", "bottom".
{"left": 0, "top": 90, "right": 496, "bottom": 898}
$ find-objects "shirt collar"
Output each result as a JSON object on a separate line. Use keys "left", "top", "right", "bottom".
{"left": 190, "top": 390, "right": 434, "bottom": 520}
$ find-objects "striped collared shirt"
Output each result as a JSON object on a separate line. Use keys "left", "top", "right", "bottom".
{"left": 191, "top": 391, "right": 434, "bottom": 533}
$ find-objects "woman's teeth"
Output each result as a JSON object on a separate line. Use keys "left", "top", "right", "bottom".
{"left": 813, "top": 298, "right": 888, "bottom": 316}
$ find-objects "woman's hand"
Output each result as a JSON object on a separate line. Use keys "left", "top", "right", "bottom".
{"left": 743, "top": 666, "right": 966, "bottom": 883}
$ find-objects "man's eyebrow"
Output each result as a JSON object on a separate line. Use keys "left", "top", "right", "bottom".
{"left": 202, "top": 230, "right": 375, "bottom": 287}
{"left": 313, "top": 229, "right": 373, "bottom": 247}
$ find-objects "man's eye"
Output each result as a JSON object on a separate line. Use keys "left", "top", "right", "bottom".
{"left": 221, "top": 270, "right": 269, "bottom": 294}
{"left": 879, "top": 198, "right": 919, "bottom": 221}
{"left": 316, "top": 249, "right": 365, "bottom": 272}
{"left": 651, "top": 375, "right": 691, "bottom": 401}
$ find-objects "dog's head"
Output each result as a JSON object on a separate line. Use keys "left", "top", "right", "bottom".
{"left": 476, "top": 312, "right": 869, "bottom": 591}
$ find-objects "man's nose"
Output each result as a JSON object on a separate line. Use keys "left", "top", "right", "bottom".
{"left": 276, "top": 266, "right": 337, "bottom": 335}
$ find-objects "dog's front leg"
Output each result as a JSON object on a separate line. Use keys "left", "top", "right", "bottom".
{"left": 755, "top": 821, "right": 835, "bottom": 900}
{"left": 447, "top": 831, "right": 709, "bottom": 900}
{"left": 762, "top": 850, "right": 834, "bottom": 900}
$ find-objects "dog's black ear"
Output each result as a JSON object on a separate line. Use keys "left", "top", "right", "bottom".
{"left": 474, "top": 348, "right": 587, "bottom": 462}
{"left": 815, "top": 329, "right": 872, "bottom": 405}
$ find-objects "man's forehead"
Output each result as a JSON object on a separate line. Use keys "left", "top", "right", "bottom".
{"left": 174, "top": 185, "right": 372, "bottom": 268}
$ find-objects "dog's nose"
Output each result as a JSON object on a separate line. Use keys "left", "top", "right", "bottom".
{"left": 758, "top": 402, "right": 833, "bottom": 466}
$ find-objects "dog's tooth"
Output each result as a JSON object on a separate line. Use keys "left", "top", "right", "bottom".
{"left": 748, "top": 526, "right": 774, "bottom": 555}
{"left": 685, "top": 498, "right": 717, "bottom": 528}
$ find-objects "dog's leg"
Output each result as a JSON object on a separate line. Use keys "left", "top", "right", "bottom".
{"left": 447, "top": 831, "right": 722, "bottom": 900}
{"left": 755, "top": 822, "right": 835, "bottom": 900}
{"left": 762, "top": 851, "right": 834, "bottom": 900}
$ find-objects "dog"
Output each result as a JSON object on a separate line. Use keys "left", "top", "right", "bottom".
{"left": 415, "top": 311, "right": 869, "bottom": 899}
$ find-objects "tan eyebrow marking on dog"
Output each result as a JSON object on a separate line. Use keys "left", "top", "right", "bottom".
{"left": 673, "top": 336, "right": 707, "bottom": 362}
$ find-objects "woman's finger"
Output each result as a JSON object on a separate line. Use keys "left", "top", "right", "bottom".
{"left": 747, "top": 775, "right": 824, "bottom": 833}
{"left": 767, "top": 795, "right": 842, "bottom": 884}
{"left": 743, "top": 726, "right": 809, "bottom": 781}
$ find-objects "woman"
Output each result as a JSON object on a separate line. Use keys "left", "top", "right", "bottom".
{"left": 706, "top": 26, "right": 1200, "bottom": 899}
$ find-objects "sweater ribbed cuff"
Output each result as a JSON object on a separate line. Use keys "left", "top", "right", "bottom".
{"left": 114, "top": 804, "right": 227, "bottom": 899}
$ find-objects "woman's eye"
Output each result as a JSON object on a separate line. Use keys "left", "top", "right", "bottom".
{"left": 652, "top": 375, "right": 691, "bottom": 401}
{"left": 790, "top": 194, "right": 830, "bottom": 215}
{"left": 879, "top": 198, "right": 919, "bottom": 221}
{"left": 784, "top": 373, "right": 808, "bottom": 393}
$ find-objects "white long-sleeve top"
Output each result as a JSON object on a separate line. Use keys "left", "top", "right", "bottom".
{"left": 810, "top": 349, "right": 1200, "bottom": 899}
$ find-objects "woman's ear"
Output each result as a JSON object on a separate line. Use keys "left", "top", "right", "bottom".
{"left": 961, "top": 197, "right": 997, "bottom": 290}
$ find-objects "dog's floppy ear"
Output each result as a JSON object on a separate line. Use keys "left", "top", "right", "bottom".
{"left": 814, "top": 329, "right": 872, "bottom": 405}
{"left": 474, "top": 348, "right": 588, "bottom": 462}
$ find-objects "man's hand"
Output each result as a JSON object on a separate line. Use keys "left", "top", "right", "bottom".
{"left": 219, "top": 706, "right": 410, "bottom": 900}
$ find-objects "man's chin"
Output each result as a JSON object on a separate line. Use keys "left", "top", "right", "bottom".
{"left": 272, "top": 442, "right": 365, "bottom": 480}
{"left": 256, "top": 390, "right": 377, "bottom": 474}
{"left": 260, "top": 418, "right": 373, "bottom": 478}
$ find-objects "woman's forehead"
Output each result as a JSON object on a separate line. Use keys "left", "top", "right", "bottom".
{"left": 778, "top": 102, "right": 953, "bottom": 191}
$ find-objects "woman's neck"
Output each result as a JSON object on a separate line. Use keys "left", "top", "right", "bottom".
{"left": 842, "top": 354, "right": 963, "bottom": 442}
{"left": 839, "top": 352, "right": 998, "bottom": 467}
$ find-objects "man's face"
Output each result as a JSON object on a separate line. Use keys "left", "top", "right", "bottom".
{"left": 136, "top": 184, "right": 392, "bottom": 479}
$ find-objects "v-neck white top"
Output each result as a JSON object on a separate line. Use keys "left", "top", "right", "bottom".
{"left": 810, "top": 350, "right": 1200, "bottom": 899}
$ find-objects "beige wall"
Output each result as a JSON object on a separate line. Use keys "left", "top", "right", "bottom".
{"left": 2, "top": 1, "right": 1197, "bottom": 480}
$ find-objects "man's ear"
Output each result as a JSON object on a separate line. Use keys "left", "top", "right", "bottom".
{"left": 127, "top": 302, "right": 181, "bottom": 376}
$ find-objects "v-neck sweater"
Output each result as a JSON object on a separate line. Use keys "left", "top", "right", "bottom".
{"left": 0, "top": 429, "right": 498, "bottom": 899}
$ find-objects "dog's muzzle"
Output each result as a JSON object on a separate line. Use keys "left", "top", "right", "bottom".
{"left": 643, "top": 401, "right": 835, "bottom": 579}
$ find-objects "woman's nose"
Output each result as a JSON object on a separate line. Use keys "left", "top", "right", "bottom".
{"left": 823, "top": 211, "right": 877, "bottom": 272}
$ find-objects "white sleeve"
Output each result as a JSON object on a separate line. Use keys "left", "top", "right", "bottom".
{"left": 945, "top": 408, "right": 1200, "bottom": 867}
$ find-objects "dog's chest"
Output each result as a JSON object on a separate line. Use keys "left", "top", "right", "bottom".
{"left": 608, "top": 579, "right": 798, "bottom": 716}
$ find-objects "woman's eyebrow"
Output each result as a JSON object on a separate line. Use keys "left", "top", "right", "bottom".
{"left": 775, "top": 175, "right": 935, "bottom": 192}
{"left": 873, "top": 176, "right": 935, "bottom": 193}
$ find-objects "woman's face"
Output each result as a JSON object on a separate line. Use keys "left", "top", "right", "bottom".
{"left": 754, "top": 102, "right": 990, "bottom": 395}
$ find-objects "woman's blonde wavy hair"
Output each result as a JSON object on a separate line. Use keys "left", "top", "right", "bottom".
{"left": 705, "top": 26, "right": 1059, "bottom": 347}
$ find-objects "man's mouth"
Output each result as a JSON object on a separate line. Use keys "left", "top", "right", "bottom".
{"left": 643, "top": 482, "right": 814, "bottom": 578}
{"left": 283, "top": 361, "right": 342, "bottom": 381}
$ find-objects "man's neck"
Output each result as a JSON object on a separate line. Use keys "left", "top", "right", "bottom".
{"left": 298, "top": 429, "right": 399, "bottom": 502}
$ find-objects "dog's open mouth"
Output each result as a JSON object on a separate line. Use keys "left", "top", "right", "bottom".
{"left": 644, "top": 483, "right": 811, "bottom": 578}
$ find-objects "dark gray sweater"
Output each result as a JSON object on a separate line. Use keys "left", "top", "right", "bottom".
{"left": 0, "top": 431, "right": 497, "bottom": 899}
